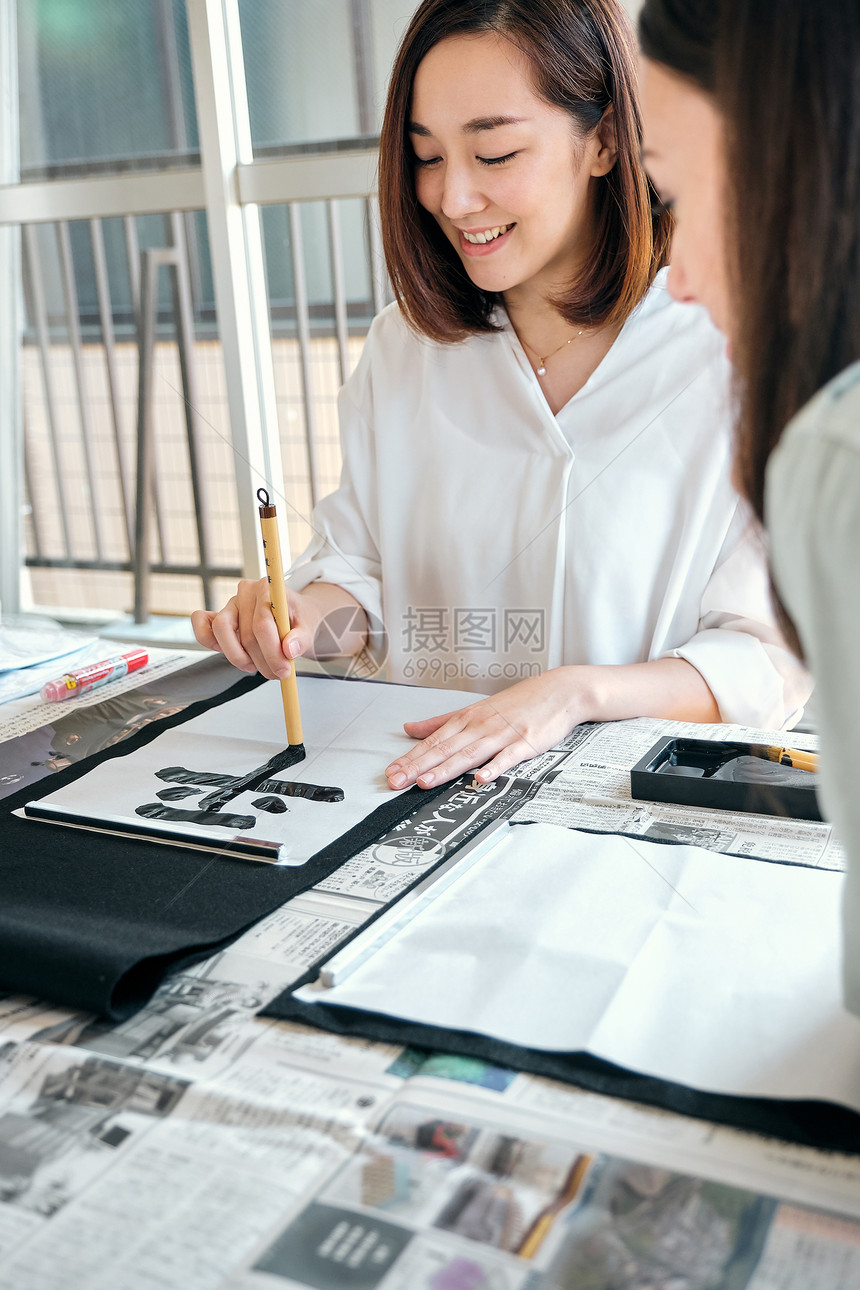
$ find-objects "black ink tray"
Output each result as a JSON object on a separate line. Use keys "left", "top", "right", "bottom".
{"left": 630, "top": 737, "right": 822, "bottom": 822}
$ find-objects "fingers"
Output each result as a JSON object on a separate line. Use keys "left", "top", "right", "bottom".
{"left": 207, "top": 588, "right": 262, "bottom": 674}
{"left": 470, "top": 741, "right": 535, "bottom": 784}
{"left": 192, "top": 580, "right": 323, "bottom": 680}
{"left": 419, "top": 736, "right": 534, "bottom": 789}
{"left": 401, "top": 711, "right": 457, "bottom": 739}
{"left": 279, "top": 589, "right": 318, "bottom": 668}
{"left": 190, "top": 609, "right": 219, "bottom": 651}
{"left": 387, "top": 710, "right": 466, "bottom": 787}
{"left": 247, "top": 581, "right": 295, "bottom": 678}
{"left": 195, "top": 579, "right": 279, "bottom": 678}
{"left": 386, "top": 702, "right": 536, "bottom": 790}
{"left": 385, "top": 671, "right": 579, "bottom": 792}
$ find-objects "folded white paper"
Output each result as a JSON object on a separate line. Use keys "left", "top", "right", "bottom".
{"left": 298, "top": 822, "right": 860, "bottom": 1110}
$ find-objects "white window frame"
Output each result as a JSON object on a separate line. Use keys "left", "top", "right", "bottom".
{"left": 0, "top": 0, "right": 379, "bottom": 615}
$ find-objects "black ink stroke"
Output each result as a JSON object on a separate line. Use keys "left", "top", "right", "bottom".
{"left": 196, "top": 745, "right": 307, "bottom": 812}
{"left": 252, "top": 796, "right": 289, "bottom": 814}
{"left": 137, "top": 803, "right": 256, "bottom": 829}
{"left": 136, "top": 748, "right": 344, "bottom": 831}
{"left": 257, "top": 778, "right": 344, "bottom": 803}
{"left": 156, "top": 785, "right": 202, "bottom": 801}
{"left": 155, "top": 767, "right": 236, "bottom": 788}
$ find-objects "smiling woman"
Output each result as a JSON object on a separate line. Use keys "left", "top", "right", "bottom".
{"left": 407, "top": 33, "right": 617, "bottom": 352}
{"left": 380, "top": 0, "right": 663, "bottom": 353}
{"left": 193, "top": 0, "right": 810, "bottom": 792}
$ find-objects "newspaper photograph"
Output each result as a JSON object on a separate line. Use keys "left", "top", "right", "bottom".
{"left": 230, "top": 1098, "right": 860, "bottom": 1290}
{"left": 0, "top": 1007, "right": 859, "bottom": 1286}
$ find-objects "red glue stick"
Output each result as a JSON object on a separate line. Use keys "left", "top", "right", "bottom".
{"left": 40, "top": 649, "right": 149, "bottom": 703}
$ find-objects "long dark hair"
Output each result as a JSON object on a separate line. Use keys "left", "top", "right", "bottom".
{"left": 379, "top": 0, "right": 672, "bottom": 343}
{"left": 639, "top": 0, "right": 860, "bottom": 657}
{"left": 639, "top": 0, "right": 860, "bottom": 527}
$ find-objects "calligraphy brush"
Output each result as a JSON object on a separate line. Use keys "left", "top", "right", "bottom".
{"left": 257, "top": 488, "right": 306, "bottom": 762}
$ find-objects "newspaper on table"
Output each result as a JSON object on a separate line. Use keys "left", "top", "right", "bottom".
{"left": 509, "top": 714, "right": 841, "bottom": 871}
{"left": 0, "top": 646, "right": 203, "bottom": 743}
{"left": 1, "top": 1013, "right": 860, "bottom": 1289}
{"left": 0, "top": 711, "right": 856, "bottom": 1287}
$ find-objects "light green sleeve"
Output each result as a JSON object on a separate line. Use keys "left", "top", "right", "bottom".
{"left": 766, "top": 373, "right": 860, "bottom": 1014}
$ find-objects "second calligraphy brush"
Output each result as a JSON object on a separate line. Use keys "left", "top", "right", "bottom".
{"left": 257, "top": 488, "right": 306, "bottom": 768}
{"left": 758, "top": 744, "right": 818, "bottom": 774}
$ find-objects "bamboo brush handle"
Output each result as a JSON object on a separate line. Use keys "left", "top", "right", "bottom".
{"left": 257, "top": 489, "right": 303, "bottom": 746}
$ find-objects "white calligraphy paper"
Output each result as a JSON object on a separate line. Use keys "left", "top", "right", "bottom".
{"left": 24, "top": 676, "right": 482, "bottom": 865}
{"left": 298, "top": 822, "right": 860, "bottom": 1112}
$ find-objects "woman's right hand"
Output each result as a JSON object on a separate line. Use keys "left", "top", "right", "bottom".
{"left": 191, "top": 578, "right": 322, "bottom": 680}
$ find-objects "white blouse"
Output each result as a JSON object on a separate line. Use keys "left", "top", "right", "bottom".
{"left": 288, "top": 271, "right": 809, "bottom": 729}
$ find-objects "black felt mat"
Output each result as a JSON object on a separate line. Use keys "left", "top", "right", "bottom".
{"left": 265, "top": 962, "right": 860, "bottom": 1155}
{"left": 0, "top": 674, "right": 449, "bottom": 1020}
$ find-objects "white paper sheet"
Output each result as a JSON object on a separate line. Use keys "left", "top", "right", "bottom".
{"left": 0, "top": 617, "right": 96, "bottom": 673}
{"left": 0, "top": 618, "right": 98, "bottom": 705}
{"left": 298, "top": 822, "right": 860, "bottom": 1112}
{"left": 23, "top": 676, "right": 483, "bottom": 865}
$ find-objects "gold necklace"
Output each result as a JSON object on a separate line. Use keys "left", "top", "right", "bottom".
{"left": 520, "top": 328, "right": 584, "bottom": 377}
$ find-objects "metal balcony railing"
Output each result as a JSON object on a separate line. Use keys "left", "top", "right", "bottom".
{"left": 0, "top": 0, "right": 396, "bottom": 621}
{"left": 18, "top": 188, "right": 389, "bottom": 620}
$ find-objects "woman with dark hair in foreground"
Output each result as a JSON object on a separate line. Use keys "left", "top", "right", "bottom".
{"left": 639, "top": 0, "right": 860, "bottom": 1010}
{"left": 194, "top": 0, "right": 808, "bottom": 790}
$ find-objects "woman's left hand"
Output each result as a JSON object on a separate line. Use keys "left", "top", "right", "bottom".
{"left": 385, "top": 668, "right": 593, "bottom": 790}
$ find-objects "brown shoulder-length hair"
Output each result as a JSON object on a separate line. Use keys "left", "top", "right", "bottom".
{"left": 639, "top": 0, "right": 860, "bottom": 656}
{"left": 378, "top": 0, "right": 672, "bottom": 343}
